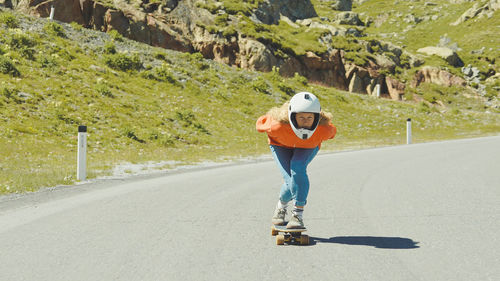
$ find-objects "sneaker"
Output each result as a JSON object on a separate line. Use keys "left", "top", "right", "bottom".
{"left": 272, "top": 208, "right": 287, "bottom": 225}
{"left": 286, "top": 213, "right": 305, "bottom": 229}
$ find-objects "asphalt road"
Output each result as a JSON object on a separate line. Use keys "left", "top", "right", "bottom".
{"left": 1, "top": 136, "right": 499, "bottom": 281}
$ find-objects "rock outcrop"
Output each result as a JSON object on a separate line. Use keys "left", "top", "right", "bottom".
{"left": 0, "top": 0, "right": 13, "bottom": 8}
{"left": 412, "top": 66, "right": 466, "bottom": 87}
{"left": 7, "top": 0, "right": 422, "bottom": 100}
{"left": 417, "top": 46, "right": 464, "bottom": 67}
{"left": 328, "top": 0, "right": 353, "bottom": 11}
{"left": 253, "top": 0, "right": 317, "bottom": 24}
{"left": 385, "top": 76, "right": 406, "bottom": 101}
{"left": 451, "top": 0, "right": 500, "bottom": 25}
{"left": 334, "top": 11, "right": 363, "bottom": 26}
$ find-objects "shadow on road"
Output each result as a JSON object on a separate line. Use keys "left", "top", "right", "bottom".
{"left": 310, "top": 236, "right": 420, "bottom": 249}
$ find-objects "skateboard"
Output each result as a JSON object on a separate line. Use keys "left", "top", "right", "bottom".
{"left": 271, "top": 224, "right": 309, "bottom": 245}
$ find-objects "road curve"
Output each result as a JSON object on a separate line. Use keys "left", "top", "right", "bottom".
{"left": 1, "top": 136, "right": 499, "bottom": 281}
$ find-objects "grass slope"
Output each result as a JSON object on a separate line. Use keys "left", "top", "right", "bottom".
{"left": 0, "top": 9, "right": 499, "bottom": 194}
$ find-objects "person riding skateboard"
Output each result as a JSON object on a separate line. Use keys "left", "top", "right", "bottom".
{"left": 256, "top": 92, "right": 337, "bottom": 229}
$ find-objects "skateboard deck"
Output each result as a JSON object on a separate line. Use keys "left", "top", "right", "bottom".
{"left": 271, "top": 224, "right": 309, "bottom": 245}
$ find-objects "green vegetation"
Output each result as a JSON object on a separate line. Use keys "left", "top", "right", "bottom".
{"left": 107, "top": 29, "right": 124, "bottom": 42}
{"left": 104, "top": 52, "right": 143, "bottom": 72}
{"left": 0, "top": 56, "right": 20, "bottom": 76}
{"left": 0, "top": 11, "right": 19, "bottom": 28}
{"left": 43, "top": 21, "right": 66, "bottom": 38}
{"left": 0, "top": 6, "right": 499, "bottom": 194}
{"left": 196, "top": 0, "right": 264, "bottom": 16}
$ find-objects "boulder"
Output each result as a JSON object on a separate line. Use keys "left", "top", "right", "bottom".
{"left": 349, "top": 72, "right": 365, "bottom": 93}
{"left": 461, "top": 64, "right": 481, "bottom": 84}
{"left": 334, "top": 12, "right": 363, "bottom": 26}
{"left": 253, "top": 0, "right": 317, "bottom": 24}
{"left": 1, "top": 0, "right": 13, "bottom": 8}
{"left": 374, "top": 54, "right": 396, "bottom": 72}
{"left": 308, "top": 21, "right": 360, "bottom": 37}
{"left": 345, "top": 64, "right": 378, "bottom": 95}
{"left": 238, "top": 38, "right": 278, "bottom": 72}
{"left": 385, "top": 76, "right": 405, "bottom": 101}
{"left": 379, "top": 41, "right": 403, "bottom": 57}
{"left": 165, "top": 0, "right": 179, "bottom": 10}
{"left": 329, "top": 0, "right": 352, "bottom": 11}
{"left": 412, "top": 66, "right": 466, "bottom": 87}
{"left": 451, "top": 0, "right": 500, "bottom": 25}
{"left": 417, "top": 46, "right": 464, "bottom": 67}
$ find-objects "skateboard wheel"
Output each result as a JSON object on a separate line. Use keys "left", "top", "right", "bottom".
{"left": 300, "top": 235, "right": 309, "bottom": 245}
{"left": 271, "top": 227, "right": 278, "bottom": 236}
{"left": 276, "top": 234, "right": 285, "bottom": 245}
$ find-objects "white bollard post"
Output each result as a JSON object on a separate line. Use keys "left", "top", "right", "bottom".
{"left": 375, "top": 84, "right": 380, "bottom": 98}
{"left": 77, "top": 125, "right": 87, "bottom": 181}
{"left": 49, "top": 5, "right": 55, "bottom": 20}
{"left": 406, "top": 118, "right": 412, "bottom": 144}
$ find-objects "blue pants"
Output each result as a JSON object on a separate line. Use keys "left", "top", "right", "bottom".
{"left": 270, "top": 145, "right": 319, "bottom": 207}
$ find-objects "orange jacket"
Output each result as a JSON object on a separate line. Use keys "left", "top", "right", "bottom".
{"left": 256, "top": 115, "right": 336, "bottom": 149}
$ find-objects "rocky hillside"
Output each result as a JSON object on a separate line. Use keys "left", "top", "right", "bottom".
{"left": 1, "top": 0, "right": 499, "bottom": 106}
{"left": 1, "top": 2, "right": 500, "bottom": 193}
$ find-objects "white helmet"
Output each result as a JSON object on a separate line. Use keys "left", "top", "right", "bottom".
{"left": 288, "top": 92, "right": 321, "bottom": 140}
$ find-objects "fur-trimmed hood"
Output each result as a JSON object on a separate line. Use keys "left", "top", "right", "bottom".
{"left": 266, "top": 102, "right": 333, "bottom": 126}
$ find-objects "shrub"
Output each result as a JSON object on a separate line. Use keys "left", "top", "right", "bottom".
{"left": 0, "top": 12, "right": 19, "bottom": 28}
{"left": 141, "top": 65, "right": 177, "bottom": 84}
{"left": 20, "top": 48, "right": 36, "bottom": 60}
{"left": 122, "top": 127, "right": 145, "bottom": 143}
{"left": 175, "top": 110, "right": 210, "bottom": 134}
{"left": 195, "top": 2, "right": 219, "bottom": 14}
{"left": 187, "top": 52, "right": 210, "bottom": 70}
{"left": 189, "top": 52, "right": 204, "bottom": 61}
{"left": 69, "top": 22, "right": 83, "bottom": 31}
{"left": 214, "top": 14, "right": 229, "bottom": 27}
{"left": 107, "top": 29, "right": 123, "bottom": 42}
{"left": 1, "top": 87, "right": 23, "bottom": 104}
{"left": 7, "top": 33, "right": 37, "bottom": 60}
{"left": 39, "top": 55, "right": 58, "bottom": 68}
{"left": 0, "top": 56, "right": 20, "bottom": 77}
{"left": 222, "top": 26, "right": 237, "bottom": 38}
{"left": 403, "top": 90, "right": 414, "bottom": 101}
{"left": 104, "top": 53, "right": 143, "bottom": 72}
{"left": 95, "top": 83, "right": 114, "bottom": 98}
{"left": 104, "top": 41, "right": 117, "bottom": 54}
{"left": 278, "top": 82, "right": 295, "bottom": 96}
{"left": 251, "top": 77, "right": 270, "bottom": 95}
{"left": 154, "top": 65, "right": 176, "bottom": 83}
{"left": 7, "top": 33, "right": 36, "bottom": 49}
{"left": 43, "top": 22, "right": 66, "bottom": 38}
{"left": 419, "top": 102, "right": 431, "bottom": 114}
{"left": 1, "top": 87, "right": 17, "bottom": 99}
{"left": 153, "top": 51, "right": 166, "bottom": 60}
{"left": 422, "top": 92, "right": 439, "bottom": 104}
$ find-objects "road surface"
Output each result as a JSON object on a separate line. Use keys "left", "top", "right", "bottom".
{"left": 1, "top": 136, "right": 499, "bottom": 280}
